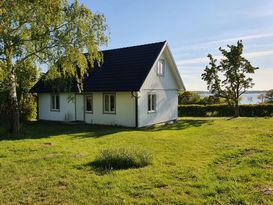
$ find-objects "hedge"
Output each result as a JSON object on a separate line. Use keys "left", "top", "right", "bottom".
{"left": 178, "top": 104, "right": 273, "bottom": 117}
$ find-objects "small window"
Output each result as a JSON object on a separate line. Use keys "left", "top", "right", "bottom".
{"left": 51, "top": 94, "right": 60, "bottom": 111}
{"left": 85, "top": 95, "right": 93, "bottom": 113}
{"left": 148, "top": 94, "right": 156, "bottom": 112}
{"left": 157, "top": 59, "right": 165, "bottom": 76}
{"left": 103, "top": 93, "right": 116, "bottom": 114}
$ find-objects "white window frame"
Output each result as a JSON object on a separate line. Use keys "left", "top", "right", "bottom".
{"left": 85, "top": 94, "right": 93, "bottom": 113}
{"left": 103, "top": 93, "right": 116, "bottom": 114}
{"left": 148, "top": 93, "right": 156, "bottom": 113}
{"left": 51, "top": 94, "right": 60, "bottom": 112}
{"left": 157, "top": 59, "right": 165, "bottom": 76}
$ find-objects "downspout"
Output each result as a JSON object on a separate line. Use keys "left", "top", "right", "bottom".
{"left": 135, "top": 96, "right": 138, "bottom": 128}
{"left": 74, "top": 93, "right": 76, "bottom": 121}
{"left": 36, "top": 94, "right": 39, "bottom": 120}
{"left": 131, "top": 91, "right": 138, "bottom": 128}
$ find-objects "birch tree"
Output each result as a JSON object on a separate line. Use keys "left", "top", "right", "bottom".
{"left": 0, "top": 0, "right": 109, "bottom": 133}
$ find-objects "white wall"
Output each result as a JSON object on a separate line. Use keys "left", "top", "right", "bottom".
{"left": 38, "top": 92, "right": 136, "bottom": 127}
{"left": 38, "top": 93, "right": 75, "bottom": 121}
{"left": 138, "top": 49, "right": 179, "bottom": 127}
{"left": 85, "top": 92, "right": 135, "bottom": 127}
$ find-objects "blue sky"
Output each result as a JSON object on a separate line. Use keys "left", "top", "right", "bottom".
{"left": 79, "top": 0, "right": 273, "bottom": 91}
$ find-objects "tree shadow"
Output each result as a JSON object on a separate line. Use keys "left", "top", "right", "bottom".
{"left": 0, "top": 120, "right": 126, "bottom": 141}
{"left": 0, "top": 118, "right": 213, "bottom": 141}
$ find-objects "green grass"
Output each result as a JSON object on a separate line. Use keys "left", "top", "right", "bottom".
{"left": 0, "top": 117, "right": 273, "bottom": 204}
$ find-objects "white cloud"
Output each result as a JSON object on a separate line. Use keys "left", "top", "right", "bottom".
{"left": 177, "top": 50, "right": 273, "bottom": 66}
{"left": 173, "top": 31, "right": 273, "bottom": 53}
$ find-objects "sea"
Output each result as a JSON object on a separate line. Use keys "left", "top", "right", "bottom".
{"left": 196, "top": 91, "right": 267, "bottom": 105}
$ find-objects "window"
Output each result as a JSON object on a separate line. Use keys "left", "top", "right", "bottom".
{"left": 148, "top": 94, "right": 156, "bottom": 112}
{"left": 85, "top": 95, "right": 93, "bottom": 113}
{"left": 157, "top": 59, "right": 165, "bottom": 76}
{"left": 103, "top": 93, "right": 116, "bottom": 114}
{"left": 51, "top": 94, "right": 60, "bottom": 111}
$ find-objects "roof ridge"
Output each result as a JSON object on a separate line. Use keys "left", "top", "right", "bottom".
{"left": 101, "top": 40, "right": 167, "bottom": 52}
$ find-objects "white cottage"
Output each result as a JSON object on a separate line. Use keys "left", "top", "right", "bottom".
{"left": 31, "top": 41, "right": 185, "bottom": 127}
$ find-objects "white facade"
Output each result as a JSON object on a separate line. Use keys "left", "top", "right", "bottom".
{"left": 37, "top": 42, "right": 185, "bottom": 127}
{"left": 38, "top": 92, "right": 136, "bottom": 127}
{"left": 137, "top": 48, "right": 180, "bottom": 127}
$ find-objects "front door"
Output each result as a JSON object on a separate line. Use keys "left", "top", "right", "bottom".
{"left": 75, "top": 94, "right": 84, "bottom": 121}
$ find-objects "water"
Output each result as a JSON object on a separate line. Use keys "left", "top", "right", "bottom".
{"left": 198, "top": 92, "right": 267, "bottom": 105}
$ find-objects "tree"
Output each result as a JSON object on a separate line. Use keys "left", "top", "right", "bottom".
{"left": 201, "top": 41, "right": 258, "bottom": 117}
{"left": 265, "top": 89, "right": 273, "bottom": 103}
{"left": 178, "top": 91, "right": 201, "bottom": 104}
{"left": 0, "top": 0, "right": 109, "bottom": 134}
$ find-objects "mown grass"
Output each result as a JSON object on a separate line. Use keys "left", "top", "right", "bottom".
{"left": 0, "top": 117, "right": 273, "bottom": 204}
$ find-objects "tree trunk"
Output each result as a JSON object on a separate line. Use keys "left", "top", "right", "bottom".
{"left": 9, "top": 70, "right": 20, "bottom": 134}
{"left": 6, "top": 46, "right": 20, "bottom": 134}
{"left": 234, "top": 101, "right": 240, "bottom": 117}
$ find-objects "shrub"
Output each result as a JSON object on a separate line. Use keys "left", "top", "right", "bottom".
{"left": 91, "top": 147, "right": 152, "bottom": 170}
{"left": 178, "top": 104, "right": 273, "bottom": 117}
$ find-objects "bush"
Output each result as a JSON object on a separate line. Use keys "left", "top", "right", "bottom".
{"left": 178, "top": 104, "right": 273, "bottom": 117}
{"left": 91, "top": 148, "right": 153, "bottom": 170}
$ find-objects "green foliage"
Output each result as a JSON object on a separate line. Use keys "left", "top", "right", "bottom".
{"left": 178, "top": 104, "right": 273, "bottom": 117}
{"left": 0, "top": 0, "right": 109, "bottom": 133}
{"left": 178, "top": 91, "right": 201, "bottom": 104}
{"left": 200, "top": 95, "right": 226, "bottom": 105}
{"left": 19, "top": 94, "right": 37, "bottom": 122}
{"left": 202, "top": 41, "right": 258, "bottom": 116}
{"left": 91, "top": 147, "right": 153, "bottom": 170}
{"left": 265, "top": 89, "right": 273, "bottom": 103}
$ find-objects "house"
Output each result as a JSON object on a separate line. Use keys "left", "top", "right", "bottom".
{"left": 31, "top": 41, "right": 185, "bottom": 127}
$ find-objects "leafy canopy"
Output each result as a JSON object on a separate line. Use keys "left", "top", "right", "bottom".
{"left": 0, "top": 0, "right": 109, "bottom": 91}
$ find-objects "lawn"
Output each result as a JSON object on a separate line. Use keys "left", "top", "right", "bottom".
{"left": 0, "top": 117, "right": 273, "bottom": 204}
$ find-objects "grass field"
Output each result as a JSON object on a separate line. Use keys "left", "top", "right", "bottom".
{"left": 0, "top": 117, "right": 273, "bottom": 204}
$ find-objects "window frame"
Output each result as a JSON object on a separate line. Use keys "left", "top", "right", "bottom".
{"left": 51, "top": 94, "right": 60, "bottom": 112}
{"left": 157, "top": 59, "right": 165, "bottom": 76}
{"left": 147, "top": 93, "right": 156, "bottom": 113}
{"left": 85, "top": 94, "right": 93, "bottom": 113}
{"left": 103, "top": 93, "right": 116, "bottom": 114}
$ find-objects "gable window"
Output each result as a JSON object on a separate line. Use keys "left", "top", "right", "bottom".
{"left": 51, "top": 94, "right": 60, "bottom": 111}
{"left": 157, "top": 59, "right": 165, "bottom": 76}
{"left": 103, "top": 93, "right": 116, "bottom": 114}
{"left": 148, "top": 94, "right": 156, "bottom": 113}
{"left": 85, "top": 95, "right": 93, "bottom": 113}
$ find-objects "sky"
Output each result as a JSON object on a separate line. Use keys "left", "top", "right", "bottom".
{"left": 79, "top": 0, "right": 273, "bottom": 91}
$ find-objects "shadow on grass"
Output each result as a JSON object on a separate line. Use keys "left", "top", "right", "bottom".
{"left": 0, "top": 120, "right": 126, "bottom": 141}
{"left": 142, "top": 119, "right": 213, "bottom": 131}
{"left": 82, "top": 160, "right": 150, "bottom": 176}
{"left": 0, "top": 118, "right": 213, "bottom": 141}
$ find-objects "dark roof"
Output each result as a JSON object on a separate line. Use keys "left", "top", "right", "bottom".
{"left": 31, "top": 41, "right": 166, "bottom": 93}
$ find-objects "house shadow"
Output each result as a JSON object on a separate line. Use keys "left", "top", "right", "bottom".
{"left": 0, "top": 118, "right": 212, "bottom": 141}
{"left": 140, "top": 119, "right": 213, "bottom": 132}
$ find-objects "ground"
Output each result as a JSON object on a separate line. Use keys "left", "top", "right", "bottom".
{"left": 0, "top": 117, "right": 273, "bottom": 205}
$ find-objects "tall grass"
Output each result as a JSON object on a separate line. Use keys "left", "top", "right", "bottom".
{"left": 91, "top": 147, "right": 153, "bottom": 170}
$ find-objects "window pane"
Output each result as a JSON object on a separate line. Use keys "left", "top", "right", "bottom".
{"left": 152, "top": 95, "right": 156, "bottom": 111}
{"left": 52, "top": 95, "right": 55, "bottom": 109}
{"left": 56, "top": 95, "right": 60, "bottom": 109}
{"left": 110, "top": 95, "right": 115, "bottom": 112}
{"left": 86, "top": 96, "right": 92, "bottom": 112}
{"left": 148, "top": 95, "right": 151, "bottom": 111}
{"left": 104, "top": 95, "right": 109, "bottom": 112}
{"left": 157, "top": 60, "right": 164, "bottom": 75}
